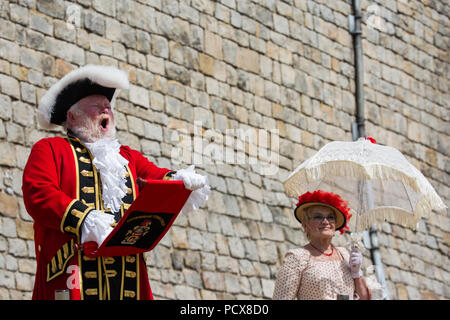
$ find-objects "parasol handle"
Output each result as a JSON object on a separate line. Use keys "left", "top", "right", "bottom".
{"left": 349, "top": 232, "right": 365, "bottom": 252}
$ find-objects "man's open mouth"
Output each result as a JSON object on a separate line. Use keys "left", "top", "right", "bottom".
{"left": 100, "top": 118, "right": 109, "bottom": 130}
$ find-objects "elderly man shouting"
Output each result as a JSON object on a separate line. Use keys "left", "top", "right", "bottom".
{"left": 22, "top": 65, "right": 209, "bottom": 300}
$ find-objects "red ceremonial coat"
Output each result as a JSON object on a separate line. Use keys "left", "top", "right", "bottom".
{"left": 22, "top": 135, "right": 172, "bottom": 300}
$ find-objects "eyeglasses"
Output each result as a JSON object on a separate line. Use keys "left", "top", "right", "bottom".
{"left": 310, "top": 215, "right": 336, "bottom": 223}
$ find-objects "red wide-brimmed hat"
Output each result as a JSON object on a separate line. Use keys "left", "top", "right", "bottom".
{"left": 294, "top": 190, "right": 352, "bottom": 234}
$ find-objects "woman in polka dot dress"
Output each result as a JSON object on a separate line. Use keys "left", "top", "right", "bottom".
{"left": 273, "top": 190, "right": 371, "bottom": 300}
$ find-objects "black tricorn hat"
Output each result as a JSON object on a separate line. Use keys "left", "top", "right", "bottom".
{"left": 38, "top": 65, "right": 129, "bottom": 129}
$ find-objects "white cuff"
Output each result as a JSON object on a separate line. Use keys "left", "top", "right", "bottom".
{"left": 80, "top": 210, "right": 115, "bottom": 245}
{"left": 181, "top": 183, "right": 211, "bottom": 214}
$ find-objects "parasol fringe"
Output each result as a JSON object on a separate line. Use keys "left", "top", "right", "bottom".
{"left": 353, "top": 199, "right": 435, "bottom": 231}
{"left": 284, "top": 160, "right": 447, "bottom": 212}
{"left": 355, "top": 208, "right": 419, "bottom": 231}
{"left": 285, "top": 160, "right": 414, "bottom": 193}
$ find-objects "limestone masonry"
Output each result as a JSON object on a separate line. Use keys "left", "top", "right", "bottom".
{"left": 0, "top": 0, "right": 448, "bottom": 299}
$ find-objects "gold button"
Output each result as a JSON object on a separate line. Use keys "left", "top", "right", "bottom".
{"left": 85, "top": 288, "right": 98, "bottom": 296}
{"left": 124, "top": 290, "right": 135, "bottom": 298}
{"left": 81, "top": 186, "right": 94, "bottom": 193}
{"left": 84, "top": 271, "right": 97, "bottom": 279}
{"left": 81, "top": 170, "right": 93, "bottom": 177}
{"left": 79, "top": 156, "right": 91, "bottom": 164}
{"left": 64, "top": 226, "right": 76, "bottom": 233}
{"left": 106, "top": 270, "right": 117, "bottom": 277}
{"left": 103, "top": 257, "right": 115, "bottom": 264}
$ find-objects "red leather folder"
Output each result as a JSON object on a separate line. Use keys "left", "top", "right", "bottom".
{"left": 83, "top": 180, "right": 191, "bottom": 257}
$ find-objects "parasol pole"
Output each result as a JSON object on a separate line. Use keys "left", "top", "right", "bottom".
{"left": 365, "top": 178, "right": 390, "bottom": 299}
{"left": 354, "top": 177, "right": 364, "bottom": 234}
{"left": 355, "top": 177, "right": 390, "bottom": 299}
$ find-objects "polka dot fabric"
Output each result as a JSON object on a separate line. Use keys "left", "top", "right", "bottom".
{"left": 273, "top": 247, "right": 356, "bottom": 300}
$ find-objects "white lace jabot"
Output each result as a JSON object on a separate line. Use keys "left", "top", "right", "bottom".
{"left": 85, "top": 138, "right": 129, "bottom": 213}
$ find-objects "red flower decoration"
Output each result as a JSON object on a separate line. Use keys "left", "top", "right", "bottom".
{"left": 365, "top": 137, "right": 376, "bottom": 144}
{"left": 296, "top": 190, "right": 352, "bottom": 234}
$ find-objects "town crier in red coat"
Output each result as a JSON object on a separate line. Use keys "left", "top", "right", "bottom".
{"left": 22, "top": 65, "right": 210, "bottom": 300}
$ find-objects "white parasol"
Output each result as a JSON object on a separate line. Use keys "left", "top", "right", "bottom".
{"left": 283, "top": 138, "right": 447, "bottom": 232}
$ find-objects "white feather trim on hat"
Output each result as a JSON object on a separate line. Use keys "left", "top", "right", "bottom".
{"left": 37, "top": 64, "right": 129, "bottom": 129}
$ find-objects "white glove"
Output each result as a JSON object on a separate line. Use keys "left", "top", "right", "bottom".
{"left": 349, "top": 247, "right": 363, "bottom": 278}
{"left": 81, "top": 210, "right": 115, "bottom": 245}
{"left": 181, "top": 182, "right": 211, "bottom": 214}
{"left": 173, "top": 165, "right": 207, "bottom": 191}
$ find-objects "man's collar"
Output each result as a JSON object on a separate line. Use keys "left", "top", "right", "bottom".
{"left": 67, "top": 130, "right": 87, "bottom": 146}
{"left": 67, "top": 129, "right": 77, "bottom": 139}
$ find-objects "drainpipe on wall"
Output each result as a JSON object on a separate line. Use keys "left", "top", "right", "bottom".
{"left": 349, "top": 0, "right": 390, "bottom": 300}
{"left": 349, "top": 0, "right": 366, "bottom": 140}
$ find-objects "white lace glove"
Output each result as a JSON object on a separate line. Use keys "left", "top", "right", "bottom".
{"left": 172, "top": 165, "right": 210, "bottom": 214}
{"left": 350, "top": 247, "right": 363, "bottom": 278}
{"left": 173, "top": 165, "right": 207, "bottom": 191}
{"left": 80, "top": 210, "right": 115, "bottom": 245}
{"left": 181, "top": 182, "right": 211, "bottom": 214}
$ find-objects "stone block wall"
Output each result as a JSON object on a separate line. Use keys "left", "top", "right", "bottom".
{"left": 0, "top": 0, "right": 448, "bottom": 299}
